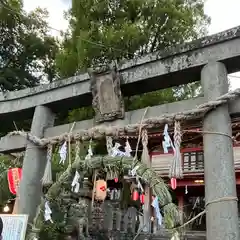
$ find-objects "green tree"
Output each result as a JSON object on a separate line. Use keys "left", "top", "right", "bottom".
{"left": 56, "top": 0, "right": 209, "bottom": 122}
{"left": 0, "top": 0, "right": 60, "bottom": 208}
{"left": 56, "top": 0, "right": 209, "bottom": 77}
{"left": 0, "top": 0, "right": 58, "bottom": 91}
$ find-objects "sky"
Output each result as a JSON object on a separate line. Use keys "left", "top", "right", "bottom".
{"left": 23, "top": 0, "right": 240, "bottom": 89}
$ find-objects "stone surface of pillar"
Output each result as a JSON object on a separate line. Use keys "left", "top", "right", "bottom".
{"left": 19, "top": 105, "right": 55, "bottom": 222}
{"left": 201, "top": 62, "right": 239, "bottom": 240}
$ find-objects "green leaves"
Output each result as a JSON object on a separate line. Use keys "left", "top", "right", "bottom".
{"left": 56, "top": 0, "right": 209, "bottom": 76}
{"left": 0, "top": 0, "right": 58, "bottom": 91}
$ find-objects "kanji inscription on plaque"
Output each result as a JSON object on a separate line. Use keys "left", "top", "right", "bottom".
{"left": 0, "top": 214, "right": 28, "bottom": 240}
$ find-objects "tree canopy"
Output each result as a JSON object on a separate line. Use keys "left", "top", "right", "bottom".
{"left": 0, "top": 0, "right": 58, "bottom": 91}
{"left": 56, "top": 0, "right": 210, "bottom": 77}
{"left": 56, "top": 0, "right": 209, "bottom": 122}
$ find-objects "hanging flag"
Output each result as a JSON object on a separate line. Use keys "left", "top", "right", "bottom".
{"left": 7, "top": 168, "right": 22, "bottom": 195}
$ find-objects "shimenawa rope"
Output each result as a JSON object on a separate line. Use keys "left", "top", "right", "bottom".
{"left": 6, "top": 88, "right": 240, "bottom": 147}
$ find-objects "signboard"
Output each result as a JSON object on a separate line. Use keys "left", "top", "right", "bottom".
{"left": 0, "top": 214, "right": 28, "bottom": 240}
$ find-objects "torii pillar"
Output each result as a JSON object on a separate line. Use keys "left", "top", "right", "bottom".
{"left": 201, "top": 62, "right": 239, "bottom": 240}
{"left": 19, "top": 105, "right": 55, "bottom": 223}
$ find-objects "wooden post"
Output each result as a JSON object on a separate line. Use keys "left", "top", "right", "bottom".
{"left": 201, "top": 62, "right": 239, "bottom": 240}
{"left": 19, "top": 105, "right": 55, "bottom": 223}
{"left": 12, "top": 186, "right": 20, "bottom": 214}
{"left": 143, "top": 183, "right": 151, "bottom": 232}
{"left": 178, "top": 195, "right": 184, "bottom": 225}
{"left": 143, "top": 140, "right": 151, "bottom": 233}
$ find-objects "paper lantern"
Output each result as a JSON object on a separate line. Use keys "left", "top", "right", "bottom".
{"left": 132, "top": 190, "right": 139, "bottom": 201}
{"left": 170, "top": 178, "right": 177, "bottom": 190}
{"left": 95, "top": 180, "right": 107, "bottom": 201}
{"left": 8, "top": 168, "right": 22, "bottom": 195}
{"left": 140, "top": 194, "right": 145, "bottom": 204}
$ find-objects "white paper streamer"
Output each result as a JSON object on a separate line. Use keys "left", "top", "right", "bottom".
{"left": 71, "top": 170, "right": 80, "bottom": 193}
{"left": 110, "top": 141, "right": 133, "bottom": 158}
{"left": 44, "top": 201, "right": 53, "bottom": 223}
{"left": 162, "top": 124, "right": 175, "bottom": 153}
{"left": 130, "top": 165, "right": 139, "bottom": 176}
{"left": 129, "top": 166, "right": 143, "bottom": 192}
{"left": 136, "top": 176, "right": 144, "bottom": 192}
{"left": 111, "top": 143, "right": 122, "bottom": 157}
{"left": 85, "top": 141, "right": 93, "bottom": 160}
{"left": 124, "top": 139, "right": 132, "bottom": 157}
{"left": 171, "top": 232, "right": 180, "bottom": 240}
{"left": 151, "top": 197, "right": 162, "bottom": 226}
{"left": 59, "top": 141, "right": 67, "bottom": 164}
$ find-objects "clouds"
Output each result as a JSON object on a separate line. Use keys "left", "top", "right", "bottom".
{"left": 60, "top": 0, "right": 71, "bottom": 4}
{"left": 23, "top": 0, "right": 69, "bottom": 36}
{"left": 205, "top": 0, "right": 240, "bottom": 34}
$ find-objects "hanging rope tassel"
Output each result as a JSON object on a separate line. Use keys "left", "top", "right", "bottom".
{"left": 106, "top": 136, "right": 113, "bottom": 156}
{"left": 75, "top": 140, "right": 81, "bottom": 162}
{"left": 141, "top": 128, "right": 150, "bottom": 167}
{"left": 169, "top": 121, "right": 183, "bottom": 179}
{"left": 42, "top": 144, "right": 53, "bottom": 186}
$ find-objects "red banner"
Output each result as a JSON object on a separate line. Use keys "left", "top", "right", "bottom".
{"left": 7, "top": 168, "right": 22, "bottom": 195}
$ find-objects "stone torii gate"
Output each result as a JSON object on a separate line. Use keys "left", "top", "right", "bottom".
{"left": 0, "top": 26, "right": 240, "bottom": 239}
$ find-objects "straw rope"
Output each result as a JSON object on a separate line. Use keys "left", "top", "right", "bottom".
{"left": 7, "top": 88, "right": 240, "bottom": 147}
